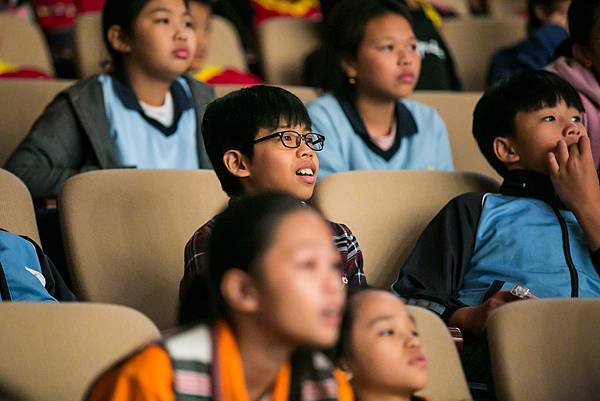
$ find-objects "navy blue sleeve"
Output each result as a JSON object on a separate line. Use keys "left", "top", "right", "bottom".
{"left": 391, "top": 193, "right": 484, "bottom": 321}
{"left": 487, "top": 24, "right": 568, "bottom": 86}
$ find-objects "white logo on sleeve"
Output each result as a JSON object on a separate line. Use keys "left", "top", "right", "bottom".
{"left": 25, "top": 267, "right": 46, "bottom": 287}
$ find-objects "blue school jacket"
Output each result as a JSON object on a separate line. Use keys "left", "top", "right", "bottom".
{"left": 392, "top": 170, "right": 600, "bottom": 320}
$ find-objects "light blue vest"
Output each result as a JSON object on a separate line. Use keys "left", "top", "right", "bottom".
{"left": 99, "top": 74, "right": 199, "bottom": 169}
{"left": 307, "top": 94, "right": 454, "bottom": 178}
{"left": 459, "top": 194, "right": 600, "bottom": 305}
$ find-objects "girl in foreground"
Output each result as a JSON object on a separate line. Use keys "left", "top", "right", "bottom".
{"left": 86, "top": 193, "right": 352, "bottom": 401}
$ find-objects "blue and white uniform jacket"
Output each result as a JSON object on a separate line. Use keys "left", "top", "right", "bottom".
{"left": 392, "top": 170, "right": 600, "bottom": 321}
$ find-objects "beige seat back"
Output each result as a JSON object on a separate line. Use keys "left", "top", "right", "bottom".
{"left": 73, "top": 11, "right": 108, "bottom": 77}
{"left": 411, "top": 91, "right": 499, "bottom": 181}
{"left": 74, "top": 13, "right": 247, "bottom": 77}
{"left": 488, "top": 299, "right": 600, "bottom": 401}
{"left": 437, "top": 0, "right": 471, "bottom": 16}
{"left": 488, "top": 0, "right": 527, "bottom": 17}
{"left": 0, "top": 302, "right": 160, "bottom": 401}
{"left": 409, "top": 306, "right": 472, "bottom": 401}
{"left": 0, "top": 13, "right": 54, "bottom": 75}
{"left": 314, "top": 171, "right": 498, "bottom": 288}
{"left": 60, "top": 169, "right": 228, "bottom": 329}
{"left": 440, "top": 18, "right": 526, "bottom": 91}
{"left": 0, "top": 78, "right": 73, "bottom": 165}
{"left": 213, "top": 83, "right": 320, "bottom": 104}
{"left": 0, "top": 169, "right": 39, "bottom": 243}
{"left": 257, "top": 17, "right": 319, "bottom": 85}
{"left": 206, "top": 15, "right": 247, "bottom": 71}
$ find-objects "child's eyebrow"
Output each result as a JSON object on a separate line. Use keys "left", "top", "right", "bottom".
{"left": 375, "top": 35, "right": 417, "bottom": 41}
{"left": 367, "top": 314, "right": 395, "bottom": 327}
{"left": 150, "top": 7, "right": 174, "bottom": 14}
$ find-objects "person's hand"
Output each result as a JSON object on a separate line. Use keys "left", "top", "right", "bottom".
{"left": 548, "top": 135, "right": 600, "bottom": 214}
{"left": 449, "top": 291, "right": 524, "bottom": 336}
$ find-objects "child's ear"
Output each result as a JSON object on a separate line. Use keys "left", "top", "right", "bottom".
{"left": 572, "top": 44, "right": 594, "bottom": 69}
{"left": 223, "top": 150, "right": 251, "bottom": 178}
{"left": 107, "top": 25, "right": 132, "bottom": 54}
{"left": 493, "top": 136, "right": 521, "bottom": 164}
{"left": 220, "top": 268, "right": 259, "bottom": 313}
{"left": 340, "top": 57, "right": 358, "bottom": 82}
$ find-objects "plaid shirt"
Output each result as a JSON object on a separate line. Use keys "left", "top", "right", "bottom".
{"left": 179, "top": 217, "right": 366, "bottom": 323}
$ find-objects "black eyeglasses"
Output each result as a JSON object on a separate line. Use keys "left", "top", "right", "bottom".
{"left": 253, "top": 130, "right": 325, "bottom": 151}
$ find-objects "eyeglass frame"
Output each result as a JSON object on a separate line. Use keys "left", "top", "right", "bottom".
{"left": 252, "top": 130, "right": 326, "bottom": 151}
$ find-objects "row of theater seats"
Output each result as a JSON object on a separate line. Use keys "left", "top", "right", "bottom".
{"left": 0, "top": 79, "right": 501, "bottom": 181}
{"left": 3, "top": 166, "right": 600, "bottom": 399}
{"left": 0, "top": 167, "right": 497, "bottom": 328}
{"left": 1, "top": 291, "right": 598, "bottom": 401}
{"left": 0, "top": 301, "right": 471, "bottom": 401}
{"left": 0, "top": 9, "right": 526, "bottom": 90}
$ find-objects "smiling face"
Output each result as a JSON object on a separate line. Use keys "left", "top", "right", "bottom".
{"left": 343, "top": 12, "right": 421, "bottom": 101}
{"left": 254, "top": 209, "right": 345, "bottom": 348}
{"left": 343, "top": 290, "right": 428, "bottom": 399}
{"left": 243, "top": 123, "right": 319, "bottom": 201}
{"left": 500, "top": 99, "right": 586, "bottom": 174}
{"left": 124, "top": 0, "right": 196, "bottom": 82}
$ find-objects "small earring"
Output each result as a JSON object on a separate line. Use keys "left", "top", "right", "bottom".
{"left": 348, "top": 76, "right": 356, "bottom": 85}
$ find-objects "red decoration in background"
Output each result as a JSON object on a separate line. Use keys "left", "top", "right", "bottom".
{"left": 34, "top": 0, "right": 104, "bottom": 30}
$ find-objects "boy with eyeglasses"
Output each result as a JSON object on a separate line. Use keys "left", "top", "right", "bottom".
{"left": 179, "top": 85, "right": 366, "bottom": 325}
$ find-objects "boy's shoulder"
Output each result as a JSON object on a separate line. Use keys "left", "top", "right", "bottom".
{"left": 445, "top": 192, "right": 488, "bottom": 208}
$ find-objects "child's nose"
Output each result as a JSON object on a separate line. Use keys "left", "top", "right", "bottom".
{"left": 563, "top": 123, "right": 581, "bottom": 137}
{"left": 407, "top": 333, "right": 422, "bottom": 349}
{"left": 398, "top": 50, "right": 411, "bottom": 65}
{"left": 297, "top": 140, "right": 314, "bottom": 158}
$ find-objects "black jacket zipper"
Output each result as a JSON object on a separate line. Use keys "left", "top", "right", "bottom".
{"left": 552, "top": 206, "right": 579, "bottom": 297}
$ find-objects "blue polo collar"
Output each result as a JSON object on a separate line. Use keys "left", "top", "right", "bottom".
{"left": 111, "top": 75, "right": 193, "bottom": 136}
{"left": 336, "top": 96, "right": 418, "bottom": 161}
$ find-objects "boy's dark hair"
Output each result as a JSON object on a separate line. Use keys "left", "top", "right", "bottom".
{"left": 473, "top": 70, "right": 584, "bottom": 177}
{"left": 205, "top": 192, "right": 315, "bottom": 322}
{"left": 320, "top": 0, "right": 414, "bottom": 99}
{"left": 202, "top": 85, "right": 311, "bottom": 197}
{"left": 102, "top": 0, "right": 190, "bottom": 74}
{"left": 527, "top": 0, "right": 567, "bottom": 34}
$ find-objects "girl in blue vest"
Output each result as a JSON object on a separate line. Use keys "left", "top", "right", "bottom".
{"left": 86, "top": 193, "right": 353, "bottom": 401}
{"left": 5, "top": 0, "right": 214, "bottom": 199}
{"left": 307, "top": 0, "right": 453, "bottom": 178}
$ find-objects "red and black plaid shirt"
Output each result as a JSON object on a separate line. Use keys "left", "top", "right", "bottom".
{"left": 179, "top": 217, "right": 366, "bottom": 323}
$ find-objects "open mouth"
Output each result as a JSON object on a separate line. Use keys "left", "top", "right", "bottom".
{"left": 296, "top": 168, "right": 315, "bottom": 177}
